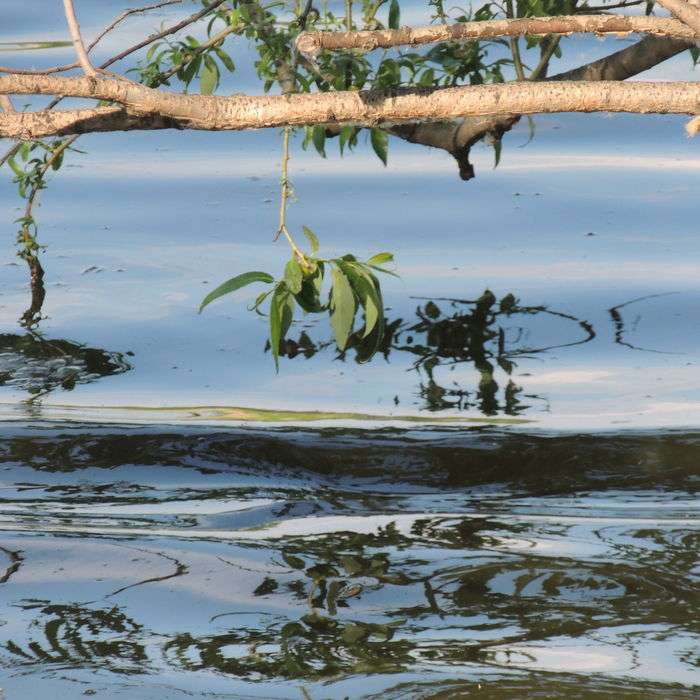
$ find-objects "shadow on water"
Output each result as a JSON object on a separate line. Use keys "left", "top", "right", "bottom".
{"left": 0, "top": 426, "right": 697, "bottom": 697}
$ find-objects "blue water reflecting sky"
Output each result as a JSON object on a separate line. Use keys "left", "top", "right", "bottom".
{"left": 1, "top": 2, "right": 699, "bottom": 428}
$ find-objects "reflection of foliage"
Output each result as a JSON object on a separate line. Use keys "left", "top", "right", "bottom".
{"left": 6, "top": 602, "right": 146, "bottom": 672}
{"left": 0, "top": 333, "right": 131, "bottom": 399}
{"left": 1, "top": 508, "right": 696, "bottom": 687}
{"left": 279, "top": 290, "right": 595, "bottom": 414}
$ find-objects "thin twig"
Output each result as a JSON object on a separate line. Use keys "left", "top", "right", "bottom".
{"left": 63, "top": 0, "right": 97, "bottom": 76}
{"left": 506, "top": 0, "right": 527, "bottom": 80}
{"left": 576, "top": 0, "right": 645, "bottom": 11}
{"left": 0, "top": 95, "right": 15, "bottom": 112}
{"left": 0, "top": 0, "right": 226, "bottom": 76}
{"left": 87, "top": 0, "right": 183, "bottom": 53}
{"left": 101, "top": 0, "right": 228, "bottom": 71}
{"left": 530, "top": 36, "right": 562, "bottom": 80}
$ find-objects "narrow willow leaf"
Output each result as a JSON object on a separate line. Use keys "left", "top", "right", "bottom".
{"left": 200, "top": 55, "right": 219, "bottom": 94}
{"left": 7, "top": 158, "right": 23, "bottom": 179}
{"left": 280, "top": 291, "right": 295, "bottom": 342}
{"left": 366, "top": 252, "right": 393, "bottom": 266}
{"left": 330, "top": 267, "right": 355, "bottom": 350}
{"left": 388, "top": 0, "right": 401, "bottom": 29}
{"left": 249, "top": 289, "right": 272, "bottom": 315}
{"left": 269, "top": 286, "right": 283, "bottom": 370}
{"left": 270, "top": 284, "right": 295, "bottom": 370}
{"left": 493, "top": 138, "right": 502, "bottom": 168}
{"left": 295, "top": 265, "right": 326, "bottom": 313}
{"left": 214, "top": 46, "right": 235, "bottom": 72}
{"left": 302, "top": 226, "right": 320, "bottom": 254}
{"left": 368, "top": 264, "right": 400, "bottom": 278}
{"left": 312, "top": 125, "right": 326, "bottom": 158}
{"left": 182, "top": 55, "right": 201, "bottom": 85}
{"left": 370, "top": 128, "right": 388, "bottom": 166}
{"left": 199, "top": 271, "right": 273, "bottom": 312}
{"left": 284, "top": 258, "right": 303, "bottom": 294}
{"left": 339, "top": 262, "right": 381, "bottom": 339}
{"left": 338, "top": 125, "right": 354, "bottom": 155}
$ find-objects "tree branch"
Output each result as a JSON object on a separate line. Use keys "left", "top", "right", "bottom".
{"left": 296, "top": 15, "right": 695, "bottom": 56}
{"left": 0, "top": 79, "right": 698, "bottom": 139}
{"left": 0, "top": 0, "right": 225, "bottom": 76}
{"left": 63, "top": 0, "right": 97, "bottom": 76}
{"left": 655, "top": 0, "right": 700, "bottom": 36}
{"left": 389, "top": 34, "right": 695, "bottom": 179}
{"left": 87, "top": 0, "right": 183, "bottom": 54}
{"left": 0, "top": 96, "right": 15, "bottom": 113}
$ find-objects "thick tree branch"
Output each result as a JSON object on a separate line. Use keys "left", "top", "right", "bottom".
{"left": 655, "top": 0, "right": 700, "bottom": 36}
{"left": 296, "top": 15, "right": 695, "bottom": 56}
{"left": 389, "top": 33, "right": 694, "bottom": 179}
{"left": 0, "top": 80, "right": 698, "bottom": 139}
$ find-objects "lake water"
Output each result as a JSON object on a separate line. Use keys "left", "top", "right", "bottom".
{"left": 0, "top": 2, "right": 699, "bottom": 697}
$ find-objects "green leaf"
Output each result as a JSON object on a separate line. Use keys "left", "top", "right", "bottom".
{"left": 284, "top": 258, "right": 303, "bottom": 294}
{"left": 250, "top": 289, "right": 273, "bottom": 315}
{"left": 312, "top": 125, "right": 326, "bottom": 158}
{"left": 329, "top": 266, "right": 356, "bottom": 350}
{"left": 493, "top": 138, "right": 502, "bottom": 168}
{"left": 295, "top": 264, "right": 326, "bottom": 313}
{"left": 339, "top": 262, "right": 383, "bottom": 340}
{"left": 214, "top": 46, "right": 235, "bottom": 72}
{"left": 269, "top": 283, "right": 295, "bottom": 370}
{"left": 199, "top": 271, "right": 273, "bottom": 312}
{"left": 367, "top": 252, "right": 393, "bottom": 266}
{"left": 51, "top": 150, "right": 64, "bottom": 171}
{"left": 388, "top": 0, "right": 401, "bottom": 29}
{"left": 370, "top": 128, "right": 388, "bottom": 166}
{"left": 338, "top": 125, "right": 354, "bottom": 155}
{"left": 181, "top": 54, "right": 201, "bottom": 86}
{"left": 7, "top": 157, "right": 24, "bottom": 179}
{"left": 302, "top": 225, "right": 320, "bottom": 254}
{"left": 200, "top": 55, "right": 219, "bottom": 95}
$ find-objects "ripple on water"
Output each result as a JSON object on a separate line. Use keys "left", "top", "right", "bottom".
{"left": 0, "top": 426, "right": 697, "bottom": 698}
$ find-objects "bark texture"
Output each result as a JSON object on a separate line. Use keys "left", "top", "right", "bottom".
{"left": 392, "top": 34, "right": 695, "bottom": 179}
{"left": 296, "top": 15, "right": 695, "bottom": 56}
{"left": 0, "top": 78, "right": 698, "bottom": 139}
{"left": 655, "top": 0, "right": 700, "bottom": 36}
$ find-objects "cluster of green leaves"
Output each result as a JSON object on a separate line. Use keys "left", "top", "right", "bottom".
{"left": 131, "top": 31, "right": 235, "bottom": 93}
{"left": 200, "top": 228, "right": 396, "bottom": 370}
